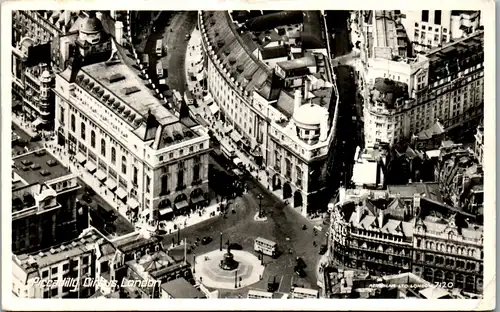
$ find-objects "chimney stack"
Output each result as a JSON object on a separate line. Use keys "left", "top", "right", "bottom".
{"left": 320, "top": 112, "right": 329, "bottom": 142}
{"left": 304, "top": 79, "right": 311, "bottom": 99}
{"left": 64, "top": 10, "right": 71, "bottom": 25}
{"left": 355, "top": 202, "right": 363, "bottom": 224}
{"left": 294, "top": 89, "right": 302, "bottom": 114}
{"left": 378, "top": 210, "right": 385, "bottom": 228}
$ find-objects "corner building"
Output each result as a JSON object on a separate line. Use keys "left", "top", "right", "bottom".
{"left": 54, "top": 17, "right": 210, "bottom": 222}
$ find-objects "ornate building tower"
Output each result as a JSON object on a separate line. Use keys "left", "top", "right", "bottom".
{"left": 38, "top": 68, "right": 54, "bottom": 128}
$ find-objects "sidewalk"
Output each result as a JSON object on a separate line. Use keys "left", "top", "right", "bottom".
{"left": 184, "top": 28, "right": 324, "bottom": 222}
{"left": 12, "top": 113, "right": 38, "bottom": 137}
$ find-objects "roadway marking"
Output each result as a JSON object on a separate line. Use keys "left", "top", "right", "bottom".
{"left": 277, "top": 275, "right": 284, "bottom": 293}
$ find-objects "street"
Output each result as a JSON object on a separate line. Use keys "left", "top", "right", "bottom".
{"left": 325, "top": 10, "right": 352, "bottom": 57}
{"left": 163, "top": 152, "right": 326, "bottom": 297}
{"left": 142, "top": 11, "right": 197, "bottom": 97}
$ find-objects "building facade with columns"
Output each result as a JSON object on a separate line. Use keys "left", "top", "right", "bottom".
{"left": 361, "top": 29, "right": 484, "bottom": 147}
{"left": 54, "top": 16, "right": 210, "bottom": 222}
{"left": 328, "top": 186, "right": 484, "bottom": 294}
{"left": 200, "top": 11, "right": 339, "bottom": 216}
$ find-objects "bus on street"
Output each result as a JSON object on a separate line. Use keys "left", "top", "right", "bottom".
{"left": 156, "top": 39, "right": 163, "bottom": 56}
{"left": 254, "top": 237, "right": 277, "bottom": 258}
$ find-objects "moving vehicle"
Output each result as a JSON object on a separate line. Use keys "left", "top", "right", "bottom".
{"left": 296, "top": 257, "right": 307, "bottom": 269}
{"left": 254, "top": 237, "right": 277, "bottom": 258}
{"left": 159, "top": 79, "right": 167, "bottom": 85}
{"left": 267, "top": 276, "right": 277, "bottom": 292}
{"left": 201, "top": 236, "right": 212, "bottom": 245}
{"left": 156, "top": 60, "right": 164, "bottom": 78}
{"left": 294, "top": 266, "right": 306, "bottom": 277}
{"left": 220, "top": 141, "right": 236, "bottom": 159}
{"left": 155, "top": 39, "right": 163, "bottom": 56}
{"left": 319, "top": 244, "right": 328, "bottom": 255}
{"left": 185, "top": 34, "right": 191, "bottom": 41}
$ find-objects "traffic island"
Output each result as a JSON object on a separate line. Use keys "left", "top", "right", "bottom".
{"left": 253, "top": 212, "right": 268, "bottom": 222}
{"left": 194, "top": 250, "right": 265, "bottom": 290}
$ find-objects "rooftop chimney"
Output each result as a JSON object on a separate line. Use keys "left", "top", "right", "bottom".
{"left": 319, "top": 112, "right": 329, "bottom": 142}
{"left": 294, "top": 89, "right": 302, "bottom": 114}
{"left": 377, "top": 210, "right": 385, "bottom": 228}
{"left": 64, "top": 10, "right": 71, "bottom": 25}
{"left": 304, "top": 79, "right": 311, "bottom": 99}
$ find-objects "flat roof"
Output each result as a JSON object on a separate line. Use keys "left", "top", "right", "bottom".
{"left": 161, "top": 278, "right": 205, "bottom": 298}
{"left": 16, "top": 228, "right": 102, "bottom": 270}
{"left": 81, "top": 61, "right": 176, "bottom": 125}
{"left": 12, "top": 149, "right": 71, "bottom": 185}
{"left": 352, "top": 161, "right": 378, "bottom": 186}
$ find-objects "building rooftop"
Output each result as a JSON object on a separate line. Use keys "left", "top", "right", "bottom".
{"left": 112, "top": 232, "right": 161, "bottom": 254}
{"left": 387, "top": 182, "right": 442, "bottom": 202}
{"left": 352, "top": 161, "right": 378, "bottom": 186}
{"left": 260, "top": 45, "right": 288, "bottom": 60}
{"left": 161, "top": 278, "right": 205, "bottom": 298}
{"left": 202, "top": 11, "right": 270, "bottom": 96}
{"left": 301, "top": 11, "right": 326, "bottom": 50}
{"left": 79, "top": 61, "right": 176, "bottom": 125}
{"left": 12, "top": 149, "right": 71, "bottom": 185}
{"left": 243, "top": 11, "right": 303, "bottom": 32}
{"left": 15, "top": 228, "right": 103, "bottom": 271}
{"left": 277, "top": 53, "right": 316, "bottom": 71}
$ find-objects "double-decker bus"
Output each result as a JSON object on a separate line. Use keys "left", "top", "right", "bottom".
{"left": 247, "top": 290, "right": 273, "bottom": 299}
{"left": 254, "top": 237, "right": 277, "bottom": 257}
{"left": 155, "top": 39, "right": 163, "bottom": 56}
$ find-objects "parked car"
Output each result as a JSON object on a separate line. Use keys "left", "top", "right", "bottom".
{"left": 82, "top": 194, "right": 93, "bottom": 203}
{"left": 294, "top": 266, "right": 306, "bottom": 277}
{"left": 201, "top": 236, "right": 212, "bottom": 245}
{"left": 296, "top": 257, "right": 306, "bottom": 268}
{"left": 319, "top": 244, "right": 328, "bottom": 255}
{"left": 228, "top": 243, "right": 243, "bottom": 250}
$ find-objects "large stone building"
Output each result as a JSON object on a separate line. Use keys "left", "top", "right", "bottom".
{"left": 12, "top": 149, "right": 84, "bottom": 255}
{"left": 434, "top": 142, "right": 484, "bottom": 216}
{"left": 360, "top": 28, "right": 484, "bottom": 147}
{"left": 12, "top": 227, "right": 194, "bottom": 299}
{"left": 200, "top": 11, "right": 340, "bottom": 216}
{"left": 53, "top": 15, "right": 210, "bottom": 223}
{"left": 328, "top": 185, "right": 484, "bottom": 294}
{"left": 399, "top": 10, "right": 482, "bottom": 53}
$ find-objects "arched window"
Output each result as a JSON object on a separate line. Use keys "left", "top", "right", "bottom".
{"left": 111, "top": 147, "right": 116, "bottom": 164}
{"left": 101, "top": 139, "right": 106, "bottom": 157}
{"left": 91, "top": 131, "right": 96, "bottom": 148}
{"left": 121, "top": 156, "right": 127, "bottom": 174}
{"left": 80, "top": 122, "right": 86, "bottom": 140}
{"left": 71, "top": 114, "right": 75, "bottom": 132}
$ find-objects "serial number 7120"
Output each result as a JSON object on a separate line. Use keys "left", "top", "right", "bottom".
{"left": 434, "top": 282, "right": 454, "bottom": 288}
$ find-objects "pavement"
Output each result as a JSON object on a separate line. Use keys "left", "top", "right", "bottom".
{"left": 184, "top": 27, "right": 326, "bottom": 223}
{"left": 194, "top": 250, "right": 265, "bottom": 290}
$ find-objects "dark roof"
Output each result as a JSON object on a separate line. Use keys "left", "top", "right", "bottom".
{"left": 255, "top": 69, "right": 283, "bottom": 101}
{"left": 260, "top": 46, "right": 288, "bottom": 60}
{"left": 244, "top": 11, "right": 303, "bottom": 31}
{"left": 301, "top": 11, "right": 326, "bottom": 50}
{"left": 203, "top": 11, "right": 270, "bottom": 95}
{"left": 160, "top": 278, "right": 205, "bottom": 298}
{"left": 13, "top": 149, "right": 71, "bottom": 185}
{"left": 372, "top": 78, "right": 408, "bottom": 108}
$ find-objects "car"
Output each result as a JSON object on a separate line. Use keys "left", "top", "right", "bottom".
{"left": 319, "top": 244, "right": 328, "bottom": 255}
{"left": 294, "top": 266, "right": 306, "bottom": 277}
{"left": 185, "top": 34, "right": 191, "bottom": 40}
{"left": 302, "top": 225, "right": 307, "bottom": 230}
{"left": 201, "top": 236, "right": 212, "bottom": 245}
{"left": 296, "top": 257, "right": 306, "bottom": 268}
{"left": 82, "top": 194, "right": 93, "bottom": 203}
{"left": 228, "top": 243, "right": 243, "bottom": 250}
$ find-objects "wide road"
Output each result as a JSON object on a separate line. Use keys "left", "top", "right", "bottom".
{"left": 143, "top": 11, "right": 197, "bottom": 97}
{"left": 325, "top": 10, "right": 352, "bottom": 57}
{"left": 162, "top": 153, "right": 326, "bottom": 298}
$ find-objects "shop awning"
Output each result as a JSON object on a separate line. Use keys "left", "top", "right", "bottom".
{"left": 85, "top": 162, "right": 97, "bottom": 173}
{"left": 223, "top": 125, "right": 233, "bottom": 134}
{"left": 105, "top": 179, "right": 117, "bottom": 191}
{"left": 160, "top": 207, "right": 173, "bottom": 216}
{"left": 230, "top": 131, "right": 242, "bottom": 142}
{"left": 75, "top": 152, "right": 87, "bottom": 164}
{"left": 191, "top": 196, "right": 205, "bottom": 204}
{"left": 128, "top": 198, "right": 140, "bottom": 210}
{"left": 208, "top": 103, "right": 219, "bottom": 115}
{"left": 95, "top": 170, "right": 107, "bottom": 182}
{"left": 116, "top": 188, "right": 127, "bottom": 200}
{"left": 174, "top": 200, "right": 189, "bottom": 210}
